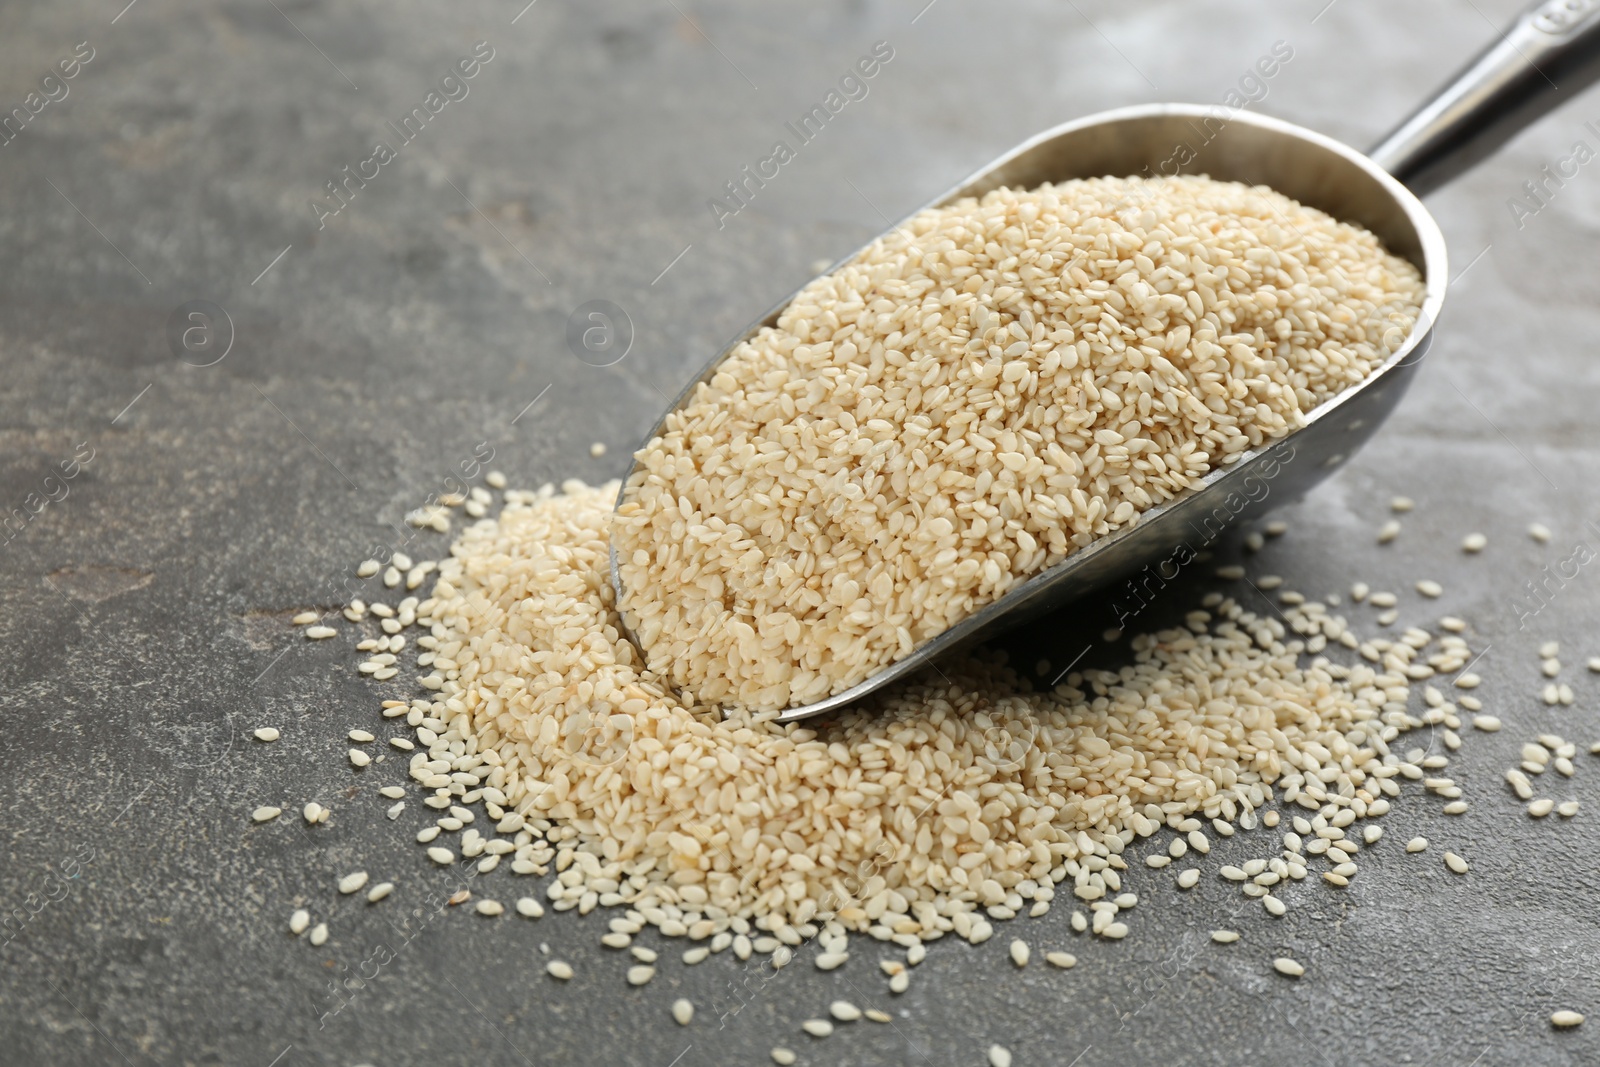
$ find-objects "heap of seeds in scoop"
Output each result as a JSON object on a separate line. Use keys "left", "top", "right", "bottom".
{"left": 329, "top": 477, "right": 1470, "bottom": 946}
{"left": 614, "top": 175, "right": 1427, "bottom": 710}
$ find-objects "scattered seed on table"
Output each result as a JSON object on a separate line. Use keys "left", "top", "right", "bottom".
{"left": 252, "top": 806, "right": 281, "bottom": 823}
{"left": 682, "top": 947, "right": 709, "bottom": 964}
{"left": 989, "top": 1045, "right": 1013, "bottom": 1067}
{"left": 802, "top": 1019, "right": 834, "bottom": 1038}
{"left": 427, "top": 847, "right": 454, "bottom": 865}
{"left": 1552, "top": 1010, "right": 1585, "bottom": 1028}
{"left": 1443, "top": 801, "right": 1469, "bottom": 815}
{"left": 1212, "top": 930, "right": 1240, "bottom": 943}
{"left": 589, "top": 442, "right": 607, "bottom": 457}
{"left": 349, "top": 749, "right": 371, "bottom": 768}
{"left": 292, "top": 611, "right": 319, "bottom": 626}
{"left": 1176, "top": 868, "right": 1200, "bottom": 890}
{"left": 366, "top": 882, "right": 393, "bottom": 903}
{"left": 1416, "top": 579, "right": 1443, "bottom": 598}
{"left": 303, "top": 802, "right": 327, "bottom": 824}
{"left": 672, "top": 998, "right": 694, "bottom": 1026}
{"left": 1378, "top": 521, "right": 1401, "bottom": 544}
{"left": 253, "top": 728, "right": 280, "bottom": 742}
{"left": 289, "top": 909, "right": 310, "bottom": 935}
{"left": 1454, "top": 673, "right": 1480, "bottom": 689}
{"left": 1391, "top": 496, "right": 1414, "bottom": 512}
{"left": 1406, "top": 837, "right": 1428, "bottom": 853}
{"left": 626, "top": 965, "right": 655, "bottom": 986}
{"left": 815, "top": 952, "right": 847, "bottom": 970}
{"left": 1543, "top": 658, "right": 1562, "bottom": 677}
{"left": 1472, "top": 715, "right": 1501, "bottom": 732}
{"left": 1529, "top": 523, "right": 1552, "bottom": 543}
{"left": 386, "top": 801, "right": 404, "bottom": 820}
{"left": 830, "top": 1000, "right": 861, "bottom": 1022}
{"left": 1558, "top": 801, "right": 1580, "bottom": 817}
{"left": 305, "top": 626, "right": 337, "bottom": 639}
{"left": 889, "top": 971, "right": 910, "bottom": 994}
{"left": 1009, "top": 939, "right": 1029, "bottom": 967}
{"left": 1444, "top": 851, "right": 1469, "bottom": 874}
{"left": 476, "top": 899, "right": 503, "bottom": 916}
{"left": 1528, "top": 799, "right": 1555, "bottom": 817}
{"left": 1461, "top": 533, "right": 1486, "bottom": 553}
{"left": 1102, "top": 922, "right": 1129, "bottom": 940}
{"left": 348, "top": 729, "right": 375, "bottom": 743}
{"left": 1264, "top": 896, "right": 1287, "bottom": 917}
{"left": 338, "top": 871, "right": 368, "bottom": 894}
{"left": 1045, "top": 951, "right": 1077, "bottom": 968}
{"left": 771, "top": 1049, "right": 797, "bottom": 1065}
{"left": 547, "top": 960, "right": 573, "bottom": 980}
{"left": 379, "top": 786, "right": 405, "bottom": 799}
{"left": 1273, "top": 957, "right": 1305, "bottom": 977}
{"left": 309, "top": 924, "right": 328, "bottom": 947}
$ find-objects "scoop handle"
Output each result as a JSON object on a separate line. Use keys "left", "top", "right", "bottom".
{"left": 1369, "top": 0, "right": 1600, "bottom": 195}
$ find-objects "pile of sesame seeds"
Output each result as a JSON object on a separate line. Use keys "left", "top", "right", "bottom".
{"left": 614, "top": 175, "right": 1426, "bottom": 712}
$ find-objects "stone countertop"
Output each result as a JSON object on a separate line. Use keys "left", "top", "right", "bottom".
{"left": 3, "top": 0, "right": 1599, "bottom": 1064}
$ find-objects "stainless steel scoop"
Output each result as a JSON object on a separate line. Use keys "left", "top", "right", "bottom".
{"left": 614, "top": 0, "right": 1600, "bottom": 721}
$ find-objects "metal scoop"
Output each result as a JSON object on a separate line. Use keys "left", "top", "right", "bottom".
{"left": 614, "top": 0, "right": 1600, "bottom": 721}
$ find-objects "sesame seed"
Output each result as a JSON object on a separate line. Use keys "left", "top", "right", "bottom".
{"left": 1273, "top": 957, "right": 1304, "bottom": 977}
{"left": 830, "top": 1000, "right": 861, "bottom": 1022}
{"left": 1528, "top": 799, "right": 1555, "bottom": 817}
{"left": 626, "top": 965, "right": 655, "bottom": 986}
{"left": 1444, "top": 851, "right": 1469, "bottom": 874}
{"left": 427, "top": 847, "right": 454, "bottom": 865}
{"left": 516, "top": 897, "right": 545, "bottom": 919}
{"left": 1176, "top": 869, "right": 1200, "bottom": 890}
{"left": 337, "top": 871, "right": 368, "bottom": 894}
{"left": 1390, "top": 496, "right": 1414, "bottom": 513}
{"left": 1558, "top": 801, "right": 1580, "bottom": 817}
{"left": 1378, "top": 521, "right": 1401, "bottom": 544}
{"left": 349, "top": 749, "right": 371, "bottom": 768}
{"left": 672, "top": 999, "right": 695, "bottom": 1026}
{"left": 251, "top": 806, "right": 281, "bottom": 823}
{"left": 546, "top": 960, "right": 573, "bottom": 980}
{"left": 303, "top": 802, "right": 327, "bottom": 824}
{"left": 865, "top": 1009, "right": 892, "bottom": 1023}
{"left": 771, "top": 1049, "right": 797, "bottom": 1065}
{"left": 1529, "top": 523, "right": 1552, "bottom": 543}
{"left": 1461, "top": 533, "right": 1486, "bottom": 553}
{"left": 589, "top": 442, "right": 607, "bottom": 457}
{"left": 357, "top": 559, "right": 380, "bottom": 578}
{"left": 348, "top": 729, "right": 375, "bottom": 743}
{"left": 1416, "top": 580, "right": 1443, "bottom": 598}
{"left": 366, "top": 882, "right": 394, "bottom": 903}
{"left": 989, "top": 1045, "right": 1013, "bottom": 1067}
{"left": 1263, "top": 895, "right": 1287, "bottom": 917}
{"left": 1551, "top": 1010, "right": 1584, "bottom": 1028}
{"left": 379, "top": 785, "right": 405, "bottom": 799}
{"left": 254, "top": 727, "right": 280, "bottom": 742}
{"left": 1406, "top": 837, "right": 1428, "bottom": 852}
{"left": 289, "top": 909, "right": 310, "bottom": 935}
{"left": 1211, "top": 930, "right": 1240, "bottom": 943}
{"left": 1009, "top": 939, "right": 1029, "bottom": 967}
{"left": 801, "top": 1019, "right": 834, "bottom": 1038}
{"left": 476, "top": 899, "right": 503, "bottom": 916}
{"left": 305, "top": 626, "right": 337, "bottom": 640}
{"left": 1472, "top": 715, "right": 1501, "bottom": 731}
{"left": 889, "top": 971, "right": 910, "bottom": 994}
{"left": 1370, "top": 592, "right": 1397, "bottom": 607}
{"left": 309, "top": 924, "right": 328, "bottom": 947}
{"left": 1045, "top": 951, "right": 1076, "bottom": 968}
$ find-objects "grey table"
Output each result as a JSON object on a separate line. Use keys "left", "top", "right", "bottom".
{"left": 4, "top": 1, "right": 1599, "bottom": 1064}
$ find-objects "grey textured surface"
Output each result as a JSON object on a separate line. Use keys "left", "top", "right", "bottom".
{"left": 3, "top": 1, "right": 1599, "bottom": 1064}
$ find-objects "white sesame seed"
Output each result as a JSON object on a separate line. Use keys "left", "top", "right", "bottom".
{"left": 801, "top": 1019, "right": 834, "bottom": 1038}
{"left": 476, "top": 899, "right": 503, "bottom": 916}
{"left": 1211, "top": 930, "right": 1240, "bottom": 943}
{"left": 1444, "top": 851, "right": 1469, "bottom": 874}
{"left": 366, "top": 882, "right": 393, "bottom": 903}
{"left": 771, "top": 1049, "right": 797, "bottom": 1065}
{"left": 254, "top": 727, "right": 280, "bottom": 742}
{"left": 1045, "top": 951, "right": 1076, "bottom": 968}
{"left": 1406, "top": 837, "right": 1428, "bottom": 853}
{"left": 1176, "top": 869, "right": 1200, "bottom": 890}
{"left": 292, "top": 611, "right": 319, "bottom": 626}
{"left": 1263, "top": 895, "right": 1287, "bottom": 917}
{"left": 865, "top": 1009, "right": 891, "bottom": 1023}
{"left": 427, "top": 847, "right": 454, "bottom": 865}
{"left": 814, "top": 952, "right": 848, "bottom": 970}
{"left": 1558, "top": 801, "right": 1580, "bottom": 817}
{"left": 1009, "top": 939, "right": 1029, "bottom": 967}
{"left": 1378, "top": 520, "right": 1401, "bottom": 543}
{"left": 289, "top": 909, "right": 310, "bottom": 935}
{"left": 309, "top": 923, "right": 328, "bottom": 947}
{"left": 357, "top": 559, "right": 380, "bottom": 578}
{"left": 1390, "top": 496, "right": 1414, "bottom": 513}
{"left": 1370, "top": 592, "right": 1397, "bottom": 607}
{"left": 303, "top": 802, "right": 327, "bottom": 824}
{"left": 889, "top": 971, "right": 910, "bottom": 994}
{"left": 252, "top": 806, "right": 281, "bottom": 823}
{"left": 516, "top": 897, "right": 544, "bottom": 919}
{"left": 338, "top": 871, "right": 368, "bottom": 894}
{"left": 305, "top": 626, "right": 337, "bottom": 640}
{"left": 626, "top": 965, "right": 655, "bottom": 986}
{"left": 1529, "top": 523, "right": 1552, "bottom": 543}
{"left": 1551, "top": 1010, "right": 1584, "bottom": 1028}
{"left": 672, "top": 998, "right": 694, "bottom": 1026}
{"left": 830, "top": 1000, "right": 861, "bottom": 1022}
{"left": 1415, "top": 579, "right": 1443, "bottom": 598}
{"left": 988, "top": 1045, "right": 1013, "bottom": 1067}
{"left": 349, "top": 749, "right": 371, "bottom": 767}
{"left": 1273, "top": 957, "right": 1304, "bottom": 977}
{"left": 1528, "top": 799, "right": 1555, "bottom": 817}
{"left": 546, "top": 960, "right": 573, "bottom": 980}
{"left": 348, "top": 729, "right": 375, "bottom": 743}
{"left": 1461, "top": 533, "right": 1486, "bottom": 553}
{"left": 1472, "top": 715, "right": 1501, "bottom": 732}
